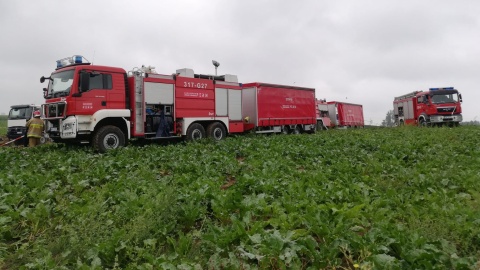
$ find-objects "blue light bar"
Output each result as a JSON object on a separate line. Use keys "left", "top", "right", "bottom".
{"left": 430, "top": 87, "right": 454, "bottom": 91}
{"left": 74, "top": 55, "right": 82, "bottom": 64}
{"left": 55, "top": 55, "right": 89, "bottom": 69}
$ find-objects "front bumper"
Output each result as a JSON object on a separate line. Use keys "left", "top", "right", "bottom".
{"left": 7, "top": 126, "right": 26, "bottom": 140}
{"left": 430, "top": 114, "right": 462, "bottom": 123}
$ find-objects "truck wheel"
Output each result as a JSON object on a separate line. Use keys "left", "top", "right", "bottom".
{"left": 186, "top": 123, "right": 205, "bottom": 141}
{"left": 292, "top": 125, "right": 301, "bottom": 134}
{"left": 93, "top": 125, "right": 125, "bottom": 152}
{"left": 207, "top": 122, "right": 226, "bottom": 141}
{"left": 418, "top": 118, "right": 427, "bottom": 127}
{"left": 282, "top": 126, "right": 290, "bottom": 134}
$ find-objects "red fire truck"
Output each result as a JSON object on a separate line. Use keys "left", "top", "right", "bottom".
{"left": 315, "top": 100, "right": 364, "bottom": 128}
{"left": 393, "top": 87, "right": 463, "bottom": 126}
{"left": 40, "top": 55, "right": 316, "bottom": 151}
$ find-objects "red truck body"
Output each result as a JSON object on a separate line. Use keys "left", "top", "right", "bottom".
{"left": 315, "top": 100, "right": 364, "bottom": 128}
{"left": 40, "top": 56, "right": 317, "bottom": 151}
{"left": 242, "top": 83, "right": 316, "bottom": 133}
{"left": 393, "top": 87, "right": 463, "bottom": 126}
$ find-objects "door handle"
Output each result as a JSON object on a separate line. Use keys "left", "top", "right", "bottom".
{"left": 101, "top": 101, "right": 107, "bottom": 106}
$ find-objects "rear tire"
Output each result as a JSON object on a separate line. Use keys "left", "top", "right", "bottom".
{"left": 93, "top": 125, "right": 125, "bottom": 152}
{"left": 292, "top": 125, "right": 301, "bottom": 134}
{"left": 186, "top": 123, "right": 206, "bottom": 141}
{"left": 282, "top": 126, "right": 290, "bottom": 135}
{"left": 207, "top": 122, "right": 226, "bottom": 141}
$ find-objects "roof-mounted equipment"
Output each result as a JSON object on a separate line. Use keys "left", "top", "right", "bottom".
{"left": 56, "top": 55, "right": 90, "bottom": 69}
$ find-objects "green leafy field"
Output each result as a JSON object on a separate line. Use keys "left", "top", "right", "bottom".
{"left": 1, "top": 127, "right": 479, "bottom": 269}
{"left": 0, "top": 115, "right": 6, "bottom": 137}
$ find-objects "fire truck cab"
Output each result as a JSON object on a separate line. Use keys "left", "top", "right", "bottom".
{"left": 393, "top": 87, "right": 463, "bottom": 126}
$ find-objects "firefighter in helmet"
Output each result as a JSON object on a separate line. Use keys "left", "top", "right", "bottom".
{"left": 25, "top": 110, "right": 44, "bottom": 147}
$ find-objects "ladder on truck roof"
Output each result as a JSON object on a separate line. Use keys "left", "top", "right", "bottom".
{"left": 394, "top": 91, "right": 419, "bottom": 101}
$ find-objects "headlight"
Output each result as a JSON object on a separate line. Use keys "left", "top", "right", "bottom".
{"left": 63, "top": 123, "right": 73, "bottom": 130}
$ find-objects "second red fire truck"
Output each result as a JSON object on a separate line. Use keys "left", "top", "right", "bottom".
{"left": 40, "top": 56, "right": 317, "bottom": 151}
{"left": 393, "top": 87, "right": 463, "bottom": 126}
{"left": 316, "top": 99, "right": 364, "bottom": 129}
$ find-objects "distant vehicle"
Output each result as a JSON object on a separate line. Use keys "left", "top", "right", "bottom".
{"left": 316, "top": 99, "right": 364, "bottom": 128}
{"left": 7, "top": 104, "right": 41, "bottom": 143}
{"left": 393, "top": 87, "right": 463, "bottom": 126}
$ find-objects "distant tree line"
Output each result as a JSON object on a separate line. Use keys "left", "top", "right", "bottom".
{"left": 381, "top": 110, "right": 395, "bottom": 127}
{"left": 462, "top": 120, "right": 480, "bottom": 125}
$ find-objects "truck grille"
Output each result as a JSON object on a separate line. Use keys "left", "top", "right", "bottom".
{"left": 7, "top": 127, "right": 26, "bottom": 138}
{"left": 437, "top": 107, "right": 455, "bottom": 113}
{"left": 42, "top": 102, "right": 67, "bottom": 119}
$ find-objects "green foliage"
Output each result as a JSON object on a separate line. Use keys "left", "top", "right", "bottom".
{"left": 0, "top": 115, "right": 7, "bottom": 137}
{"left": 1, "top": 126, "right": 480, "bottom": 269}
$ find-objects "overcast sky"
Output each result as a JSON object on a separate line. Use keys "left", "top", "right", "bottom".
{"left": 1, "top": 0, "right": 479, "bottom": 124}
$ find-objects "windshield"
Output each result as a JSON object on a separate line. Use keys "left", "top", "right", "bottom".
{"left": 431, "top": 93, "right": 459, "bottom": 104}
{"left": 45, "top": 70, "right": 75, "bottom": 98}
{"left": 8, "top": 107, "right": 33, "bottom": 120}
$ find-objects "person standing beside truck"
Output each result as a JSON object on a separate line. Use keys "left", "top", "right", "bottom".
{"left": 25, "top": 111, "right": 44, "bottom": 147}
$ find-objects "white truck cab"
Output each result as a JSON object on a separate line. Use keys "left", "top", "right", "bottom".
{"left": 7, "top": 104, "right": 41, "bottom": 143}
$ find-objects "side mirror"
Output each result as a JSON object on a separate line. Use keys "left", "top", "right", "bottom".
{"left": 79, "top": 72, "right": 90, "bottom": 92}
{"left": 40, "top": 76, "right": 52, "bottom": 83}
{"left": 459, "top": 94, "right": 463, "bottom": 103}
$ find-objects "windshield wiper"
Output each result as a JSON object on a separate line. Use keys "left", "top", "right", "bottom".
{"left": 53, "top": 91, "right": 68, "bottom": 98}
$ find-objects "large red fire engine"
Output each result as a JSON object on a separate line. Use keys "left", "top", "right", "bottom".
{"left": 316, "top": 99, "right": 364, "bottom": 129}
{"left": 393, "top": 87, "right": 463, "bottom": 126}
{"left": 40, "top": 55, "right": 317, "bottom": 151}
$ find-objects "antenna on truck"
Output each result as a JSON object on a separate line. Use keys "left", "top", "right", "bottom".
{"left": 212, "top": 60, "right": 220, "bottom": 75}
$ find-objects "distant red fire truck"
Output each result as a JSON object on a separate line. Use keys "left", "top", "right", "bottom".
{"left": 316, "top": 99, "right": 364, "bottom": 129}
{"left": 393, "top": 87, "right": 463, "bottom": 126}
{"left": 40, "top": 56, "right": 316, "bottom": 151}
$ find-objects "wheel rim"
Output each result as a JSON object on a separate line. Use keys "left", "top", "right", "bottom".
{"left": 293, "top": 127, "right": 300, "bottom": 134}
{"left": 282, "top": 126, "right": 289, "bottom": 134}
{"left": 192, "top": 129, "right": 202, "bottom": 140}
{"left": 103, "top": 133, "right": 120, "bottom": 149}
{"left": 213, "top": 127, "right": 223, "bottom": 140}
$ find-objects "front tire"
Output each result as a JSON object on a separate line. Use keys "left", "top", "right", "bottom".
{"left": 206, "top": 122, "right": 226, "bottom": 141}
{"left": 186, "top": 123, "right": 206, "bottom": 141}
{"left": 418, "top": 118, "right": 427, "bottom": 127}
{"left": 93, "top": 125, "right": 125, "bottom": 152}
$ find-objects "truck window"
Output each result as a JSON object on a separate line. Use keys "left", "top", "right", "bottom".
{"left": 398, "top": 107, "right": 404, "bottom": 117}
{"left": 431, "top": 94, "right": 458, "bottom": 104}
{"left": 88, "top": 73, "right": 113, "bottom": 90}
{"left": 46, "top": 70, "right": 75, "bottom": 98}
{"left": 8, "top": 107, "right": 32, "bottom": 120}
